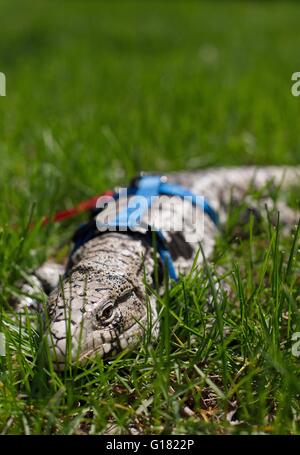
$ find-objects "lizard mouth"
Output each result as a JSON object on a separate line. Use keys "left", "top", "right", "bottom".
{"left": 49, "top": 314, "right": 155, "bottom": 371}
{"left": 77, "top": 316, "right": 150, "bottom": 363}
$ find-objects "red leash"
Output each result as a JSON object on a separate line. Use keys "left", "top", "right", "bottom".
{"left": 42, "top": 190, "right": 114, "bottom": 226}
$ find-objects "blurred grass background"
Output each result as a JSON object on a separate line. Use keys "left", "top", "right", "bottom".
{"left": 1, "top": 0, "right": 300, "bottom": 228}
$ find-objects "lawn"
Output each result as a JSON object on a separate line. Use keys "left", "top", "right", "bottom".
{"left": 0, "top": 0, "right": 300, "bottom": 435}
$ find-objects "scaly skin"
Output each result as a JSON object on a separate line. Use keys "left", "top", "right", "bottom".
{"left": 47, "top": 233, "right": 158, "bottom": 369}
{"left": 19, "top": 166, "right": 300, "bottom": 369}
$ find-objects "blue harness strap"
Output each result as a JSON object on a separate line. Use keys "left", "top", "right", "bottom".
{"left": 70, "top": 175, "right": 219, "bottom": 282}
{"left": 112, "top": 176, "right": 161, "bottom": 229}
{"left": 159, "top": 181, "right": 219, "bottom": 226}
{"left": 104, "top": 175, "right": 219, "bottom": 282}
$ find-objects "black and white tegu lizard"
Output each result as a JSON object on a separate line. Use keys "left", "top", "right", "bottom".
{"left": 16, "top": 166, "right": 300, "bottom": 369}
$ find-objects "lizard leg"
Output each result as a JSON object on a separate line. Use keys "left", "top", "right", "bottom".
{"left": 225, "top": 190, "right": 299, "bottom": 240}
{"left": 14, "top": 261, "right": 65, "bottom": 313}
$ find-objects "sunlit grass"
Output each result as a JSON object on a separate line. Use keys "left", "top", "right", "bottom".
{"left": 0, "top": 0, "right": 300, "bottom": 435}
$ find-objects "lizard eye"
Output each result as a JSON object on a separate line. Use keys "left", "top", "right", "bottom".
{"left": 96, "top": 303, "right": 115, "bottom": 325}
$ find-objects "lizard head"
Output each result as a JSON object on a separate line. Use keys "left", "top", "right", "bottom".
{"left": 45, "top": 235, "right": 158, "bottom": 370}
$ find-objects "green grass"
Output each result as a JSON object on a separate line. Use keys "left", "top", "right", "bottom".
{"left": 0, "top": 0, "right": 300, "bottom": 435}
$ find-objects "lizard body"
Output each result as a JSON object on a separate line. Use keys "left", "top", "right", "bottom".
{"left": 17, "top": 166, "right": 300, "bottom": 369}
